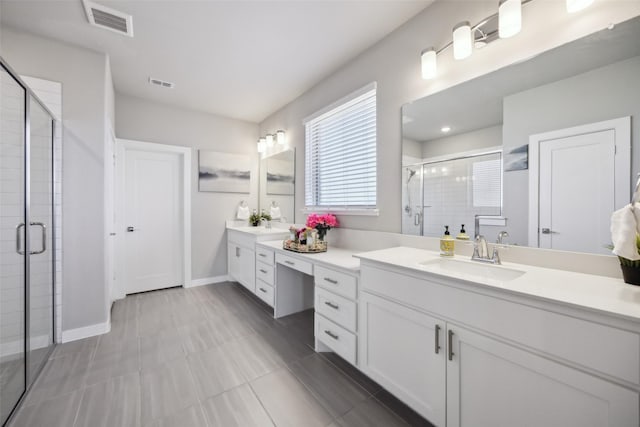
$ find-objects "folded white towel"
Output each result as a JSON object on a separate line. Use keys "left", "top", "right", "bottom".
{"left": 270, "top": 206, "right": 282, "bottom": 220}
{"left": 237, "top": 205, "right": 250, "bottom": 220}
{"left": 611, "top": 203, "right": 640, "bottom": 260}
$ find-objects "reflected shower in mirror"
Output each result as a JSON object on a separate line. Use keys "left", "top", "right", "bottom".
{"left": 402, "top": 16, "right": 640, "bottom": 255}
{"left": 260, "top": 148, "right": 295, "bottom": 222}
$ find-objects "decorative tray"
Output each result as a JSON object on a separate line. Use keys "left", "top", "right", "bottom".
{"left": 283, "top": 240, "right": 327, "bottom": 254}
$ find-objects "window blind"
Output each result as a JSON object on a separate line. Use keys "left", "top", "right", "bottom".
{"left": 304, "top": 86, "right": 377, "bottom": 210}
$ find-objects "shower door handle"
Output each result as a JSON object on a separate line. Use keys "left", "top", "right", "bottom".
{"left": 16, "top": 223, "right": 25, "bottom": 255}
{"left": 30, "top": 222, "right": 47, "bottom": 255}
{"left": 414, "top": 212, "right": 421, "bottom": 226}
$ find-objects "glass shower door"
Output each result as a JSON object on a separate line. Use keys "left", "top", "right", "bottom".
{"left": 27, "top": 95, "right": 54, "bottom": 383}
{"left": 0, "top": 65, "right": 27, "bottom": 426}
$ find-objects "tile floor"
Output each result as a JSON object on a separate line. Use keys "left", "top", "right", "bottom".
{"left": 9, "top": 282, "right": 433, "bottom": 427}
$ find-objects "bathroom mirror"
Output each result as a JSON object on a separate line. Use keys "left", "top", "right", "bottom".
{"left": 401, "top": 15, "right": 640, "bottom": 255}
{"left": 259, "top": 148, "right": 295, "bottom": 223}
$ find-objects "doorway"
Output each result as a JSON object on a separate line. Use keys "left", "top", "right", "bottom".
{"left": 528, "top": 117, "right": 631, "bottom": 254}
{"left": 114, "top": 139, "right": 191, "bottom": 298}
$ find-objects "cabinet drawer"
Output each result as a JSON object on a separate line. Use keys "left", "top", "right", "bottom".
{"left": 315, "top": 313, "right": 356, "bottom": 365}
{"left": 256, "top": 280, "right": 274, "bottom": 307}
{"left": 256, "top": 261, "right": 274, "bottom": 286}
{"left": 256, "top": 247, "right": 274, "bottom": 266}
{"left": 276, "top": 253, "right": 313, "bottom": 275}
{"left": 315, "top": 265, "right": 357, "bottom": 300}
{"left": 227, "top": 229, "right": 256, "bottom": 249}
{"left": 315, "top": 287, "right": 356, "bottom": 332}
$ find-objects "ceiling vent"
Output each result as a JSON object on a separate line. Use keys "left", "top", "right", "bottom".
{"left": 149, "top": 77, "right": 175, "bottom": 89}
{"left": 83, "top": 0, "right": 134, "bottom": 37}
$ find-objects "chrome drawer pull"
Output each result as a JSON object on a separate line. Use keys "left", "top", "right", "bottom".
{"left": 448, "top": 330, "right": 455, "bottom": 361}
{"left": 435, "top": 324, "right": 441, "bottom": 354}
{"left": 259, "top": 269, "right": 268, "bottom": 274}
{"left": 284, "top": 260, "right": 295, "bottom": 265}
{"left": 259, "top": 287, "right": 267, "bottom": 293}
{"left": 324, "top": 330, "right": 339, "bottom": 340}
{"left": 324, "top": 301, "right": 339, "bottom": 310}
{"left": 324, "top": 277, "right": 338, "bottom": 284}
{"left": 259, "top": 253, "right": 267, "bottom": 257}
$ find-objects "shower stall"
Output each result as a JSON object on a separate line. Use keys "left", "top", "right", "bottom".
{"left": 0, "top": 58, "right": 57, "bottom": 425}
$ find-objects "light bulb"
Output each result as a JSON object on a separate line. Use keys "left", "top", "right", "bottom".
{"left": 266, "top": 134, "right": 274, "bottom": 147}
{"left": 421, "top": 48, "right": 437, "bottom": 79}
{"left": 257, "top": 139, "right": 265, "bottom": 153}
{"left": 276, "top": 130, "right": 285, "bottom": 145}
{"left": 499, "top": 0, "right": 522, "bottom": 38}
{"left": 453, "top": 21, "right": 472, "bottom": 60}
{"left": 566, "top": 0, "right": 594, "bottom": 13}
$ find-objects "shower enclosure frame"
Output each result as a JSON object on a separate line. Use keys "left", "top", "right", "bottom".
{"left": 1, "top": 56, "right": 57, "bottom": 426}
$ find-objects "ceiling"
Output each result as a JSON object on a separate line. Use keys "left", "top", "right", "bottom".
{"left": 402, "top": 15, "right": 640, "bottom": 142}
{"left": 1, "top": 0, "right": 430, "bottom": 123}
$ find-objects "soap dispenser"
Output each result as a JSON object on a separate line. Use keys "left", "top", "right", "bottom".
{"left": 456, "top": 224, "right": 470, "bottom": 241}
{"left": 440, "top": 225, "right": 455, "bottom": 257}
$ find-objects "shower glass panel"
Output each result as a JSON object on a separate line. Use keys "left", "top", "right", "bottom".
{"left": 0, "top": 65, "right": 27, "bottom": 426}
{"left": 27, "top": 95, "right": 54, "bottom": 383}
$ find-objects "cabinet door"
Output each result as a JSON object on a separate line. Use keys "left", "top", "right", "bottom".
{"left": 359, "top": 292, "right": 446, "bottom": 426}
{"left": 237, "top": 246, "right": 255, "bottom": 293}
{"left": 446, "top": 325, "right": 639, "bottom": 427}
{"left": 227, "top": 242, "right": 240, "bottom": 282}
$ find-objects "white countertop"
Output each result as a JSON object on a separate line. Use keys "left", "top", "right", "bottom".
{"left": 355, "top": 247, "right": 640, "bottom": 323}
{"left": 257, "top": 240, "right": 360, "bottom": 272}
{"left": 227, "top": 226, "right": 290, "bottom": 236}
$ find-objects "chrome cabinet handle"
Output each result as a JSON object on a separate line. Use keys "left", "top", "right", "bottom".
{"left": 541, "top": 228, "right": 557, "bottom": 234}
{"left": 259, "top": 287, "right": 267, "bottom": 293}
{"left": 285, "top": 260, "right": 295, "bottom": 265}
{"left": 435, "top": 324, "right": 441, "bottom": 354}
{"left": 259, "top": 253, "right": 267, "bottom": 258}
{"left": 259, "top": 269, "right": 267, "bottom": 274}
{"left": 235, "top": 247, "right": 240, "bottom": 257}
{"left": 324, "top": 277, "right": 338, "bottom": 284}
{"left": 448, "top": 329, "right": 455, "bottom": 361}
{"left": 16, "top": 223, "right": 25, "bottom": 255}
{"left": 324, "top": 301, "right": 339, "bottom": 310}
{"left": 126, "top": 226, "right": 135, "bottom": 232}
{"left": 324, "top": 330, "right": 339, "bottom": 340}
{"left": 30, "top": 222, "right": 46, "bottom": 255}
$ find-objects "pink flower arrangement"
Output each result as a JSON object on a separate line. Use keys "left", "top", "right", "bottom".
{"left": 306, "top": 213, "right": 338, "bottom": 229}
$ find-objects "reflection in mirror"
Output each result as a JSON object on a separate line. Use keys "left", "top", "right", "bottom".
{"left": 260, "top": 149, "right": 295, "bottom": 222}
{"left": 402, "top": 16, "right": 640, "bottom": 255}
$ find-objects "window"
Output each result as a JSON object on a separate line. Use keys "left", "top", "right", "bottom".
{"left": 304, "top": 83, "right": 377, "bottom": 214}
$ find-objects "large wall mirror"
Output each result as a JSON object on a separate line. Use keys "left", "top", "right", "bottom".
{"left": 402, "top": 16, "right": 640, "bottom": 255}
{"left": 259, "top": 148, "right": 295, "bottom": 222}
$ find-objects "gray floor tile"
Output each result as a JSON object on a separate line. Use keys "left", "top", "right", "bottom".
{"left": 140, "top": 358, "right": 199, "bottom": 424}
{"left": 74, "top": 372, "right": 141, "bottom": 427}
{"left": 137, "top": 311, "right": 175, "bottom": 338}
{"left": 374, "top": 389, "right": 435, "bottom": 427}
{"left": 25, "top": 352, "right": 90, "bottom": 405}
{"left": 320, "top": 352, "right": 383, "bottom": 395}
{"left": 201, "top": 383, "right": 274, "bottom": 427}
{"left": 289, "top": 354, "right": 369, "bottom": 418}
{"left": 86, "top": 338, "right": 139, "bottom": 387}
{"left": 10, "top": 390, "right": 82, "bottom": 427}
{"left": 178, "top": 321, "right": 221, "bottom": 354}
{"left": 186, "top": 344, "right": 246, "bottom": 400}
{"left": 260, "top": 324, "right": 315, "bottom": 364}
{"left": 108, "top": 315, "right": 139, "bottom": 342}
{"left": 137, "top": 292, "right": 171, "bottom": 318}
{"left": 49, "top": 336, "right": 98, "bottom": 360}
{"left": 333, "top": 396, "right": 408, "bottom": 427}
{"left": 251, "top": 368, "right": 333, "bottom": 427}
{"left": 111, "top": 296, "right": 138, "bottom": 322}
{"left": 226, "top": 334, "right": 284, "bottom": 382}
{"left": 146, "top": 404, "right": 209, "bottom": 427}
{"left": 139, "top": 328, "right": 184, "bottom": 371}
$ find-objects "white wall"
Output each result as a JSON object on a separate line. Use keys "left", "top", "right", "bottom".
{"left": 503, "top": 55, "right": 640, "bottom": 245}
{"left": 1, "top": 28, "right": 110, "bottom": 334}
{"left": 115, "top": 93, "right": 259, "bottom": 281}
{"left": 259, "top": 0, "right": 640, "bottom": 231}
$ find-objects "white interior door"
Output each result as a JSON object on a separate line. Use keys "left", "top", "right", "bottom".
{"left": 124, "top": 149, "right": 182, "bottom": 294}
{"left": 529, "top": 117, "right": 630, "bottom": 254}
{"left": 539, "top": 130, "right": 614, "bottom": 253}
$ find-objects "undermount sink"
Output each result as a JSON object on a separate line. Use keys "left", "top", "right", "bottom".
{"left": 418, "top": 258, "right": 526, "bottom": 282}
{"left": 230, "top": 226, "right": 289, "bottom": 235}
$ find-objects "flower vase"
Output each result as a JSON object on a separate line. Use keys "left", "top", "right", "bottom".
{"left": 316, "top": 226, "right": 329, "bottom": 242}
{"left": 621, "top": 264, "right": 640, "bottom": 286}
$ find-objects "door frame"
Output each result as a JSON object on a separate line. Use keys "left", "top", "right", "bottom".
{"left": 114, "top": 139, "right": 191, "bottom": 299}
{"left": 528, "top": 116, "right": 631, "bottom": 248}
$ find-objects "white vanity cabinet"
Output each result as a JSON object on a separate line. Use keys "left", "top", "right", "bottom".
{"left": 227, "top": 240, "right": 255, "bottom": 292}
{"left": 359, "top": 262, "right": 640, "bottom": 427}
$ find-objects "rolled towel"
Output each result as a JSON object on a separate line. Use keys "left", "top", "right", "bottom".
{"left": 270, "top": 206, "right": 282, "bottom": 220}
{"left": 237, "top": 205, "right": 250, "bottom": 220}
{"left": 611, "top": 204, "right": 640, "bottom": 260}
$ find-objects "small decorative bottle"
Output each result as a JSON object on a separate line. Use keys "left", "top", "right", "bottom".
{"left": 440, "top": 225, "right": 455, "bottom": 257}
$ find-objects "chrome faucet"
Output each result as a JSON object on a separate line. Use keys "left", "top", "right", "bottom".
{"left": 472, "top": 234, "right": 502, "bottom": 265}
{"left": 497, "top": 231, "right": 509, "bottom": 245}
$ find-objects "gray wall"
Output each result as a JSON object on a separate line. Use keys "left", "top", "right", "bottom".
{"left": 503, "top": 55, "right": 640, "bottom": 245}
{"left": 422, "top": 125, "right": 501, "bottom": 159}
{"left": 258, "top": 1, "right": 638, "bottom": 231}
{"left": 1, "top": 28, "right": 110, "bottom": 331}
{"left": 115, "top": 93, "right": 259, "bottom": 281}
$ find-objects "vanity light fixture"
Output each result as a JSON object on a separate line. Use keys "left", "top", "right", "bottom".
{"left": 420, "top": 0, "right": 593, "bottom": 80}
{"left": 276, "top": 130, "right": 285, "bottom": 145}
{"left": 498, "top": 0, "right": 522, "bottom": 38}
{"left": 566, "top": 0, "right": 594, "bottom": 13}
{"left": 441, "top": 126, "right": 451, "bottom": 133}
{"left": 266, "top": 134, "right": 274, "bottom": 147}
{"left": 257, "top": 138, "right": 266, "bottom": 153}
{"left": 257, "top": 130, "right": 287, "bottom": 152}
{"left": 453, "top": 21, "right": 473, "bottom": 60}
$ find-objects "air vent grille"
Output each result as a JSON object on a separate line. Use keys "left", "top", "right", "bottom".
{"left": 149, "top": 78, "right": 175, "bottom": 89}
{"left": 83, "top": 0, "right": 133, "bottom": 37}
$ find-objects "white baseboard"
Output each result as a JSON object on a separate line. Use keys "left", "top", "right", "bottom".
{"left": 61, "top": 321, "right": 111, "bottom": 343}
{"left": 187, "top": 275, "right": 230, "bottom": 288}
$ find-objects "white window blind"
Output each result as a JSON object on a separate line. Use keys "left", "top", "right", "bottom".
{"left": 304, "top": 85, "right": 377, "bottom": 211}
